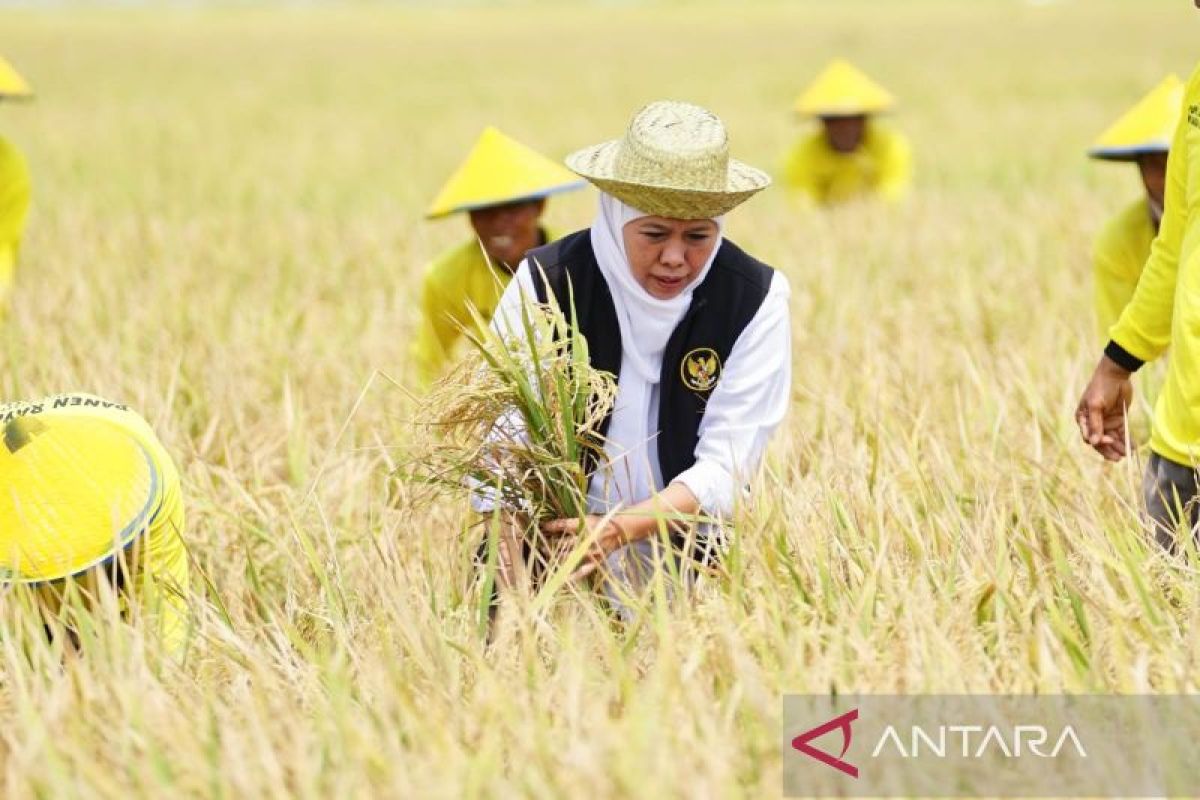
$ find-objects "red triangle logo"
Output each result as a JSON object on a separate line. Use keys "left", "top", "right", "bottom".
{"left": 791, "top": 708, "right": 859, "bottom": 778}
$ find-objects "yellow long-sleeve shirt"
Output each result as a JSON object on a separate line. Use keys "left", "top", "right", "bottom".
{"left": 0, "top": 135, "right": 31, "bottom": 319}
{"left": 1109, "top": 64, "right": 1200, "bottom": 466}
{"left": 1093, "top": 199, "right": 1156, "bottom": 339}
{"left": 782, "top": 121, "right": 912, "bottom": 205}
{"left": 412, "top": 228, "right": 555, "bottom": 384}
{"left": 0, "top": 394, "right": 190, "bottom": 653}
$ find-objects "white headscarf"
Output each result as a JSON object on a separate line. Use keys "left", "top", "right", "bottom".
{"left": 589, "top": 193, "right": 725, "bottom": 382}
{"left": 585, "top": 193, "right": 725, "bottom": 509}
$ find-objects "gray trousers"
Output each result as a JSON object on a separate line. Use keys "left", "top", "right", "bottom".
{"left": 1143, "top": 452, "right": 1200, "bottom": 553}
{"left": 599, "top": 530, "right": 730, "bottom": 622}
{"left": 600, "top": 538, "right": 688, "bottom": 622}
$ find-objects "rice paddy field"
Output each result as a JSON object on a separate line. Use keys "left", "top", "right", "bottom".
{"left": 2, "top": 0, "right": 1199, "bottom": 796}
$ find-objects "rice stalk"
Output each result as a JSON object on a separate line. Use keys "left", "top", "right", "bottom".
{"left": 401, "top": 277, "right": 617, "bottom": 528}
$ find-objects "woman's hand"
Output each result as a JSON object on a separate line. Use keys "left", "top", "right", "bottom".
{"left": 541, "top": 515, "right": 633, "bottom": 581}
{"left": 490, "top": 513, "right": 530, "bottom": 591}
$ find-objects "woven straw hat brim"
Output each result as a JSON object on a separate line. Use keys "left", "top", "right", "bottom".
{"left": 566, "top": 139, "right": 770, "bottom": 219}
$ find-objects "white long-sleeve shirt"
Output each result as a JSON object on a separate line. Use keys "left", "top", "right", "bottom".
{"left": 488, "top": 260, "right": 792, "bottom": 520}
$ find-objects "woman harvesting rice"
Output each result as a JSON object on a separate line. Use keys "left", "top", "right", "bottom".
{"left": 483, "top": 100, "right": 791, "bottom": 610}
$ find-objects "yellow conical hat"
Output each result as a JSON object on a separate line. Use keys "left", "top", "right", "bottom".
{"left": 0, "top": 415, "right": 160, "bottom": 583}
{"left": 426, "top": 126, "right": 585, "bottom": 219}
{"left": 0, "top": 54, "right": 32, "bottom": 100}
{"left": 795, "top": 59, "right": 895, "bottom": 117}
{"left": 1089, "top": 75, "right": 1184, "bottom": 162}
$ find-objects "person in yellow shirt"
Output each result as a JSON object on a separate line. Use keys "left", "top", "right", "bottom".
{"left": 413, "top": 127, "right": 584, "bottom": 384}
{"left": 1, "top": 394, "right": 190, "bottom": 654}
{"left": 1089, "top": 75, "right": 1183, "bottom": 337}
{"left": 0, "top": 55, "right": 33, "bottom": 321}
{"left": 782, "top": 59, "right": 912, "bottom": 205}
{"left": 1077, "top": 53, "right": 1200, "bottom": 552}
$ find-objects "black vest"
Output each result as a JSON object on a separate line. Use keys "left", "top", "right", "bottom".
{"left": 528, "top": 229, "right": 774, "bottom": 485}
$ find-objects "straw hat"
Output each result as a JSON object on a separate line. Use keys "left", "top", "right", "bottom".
{"left": 1089, "top": 75, "right": 1184, "bottom": 162}
{"left": 426, "top": 126, "right": 585, "bottom": 219}
{"left": 565, "top": 100, "right": 770, "bottom": 219}
{"left": 795, "top": 59, "right": 895, "bottom": 117}
{"left": 0, "top": 54, "right": 32, "bottom": 100}
{"left": 0, "top": 415, "right": 159, "bottom": 582}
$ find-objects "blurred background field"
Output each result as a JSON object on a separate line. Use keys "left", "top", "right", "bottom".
{"left": 2, "top": 1, "right": 1199, "bottom": 797}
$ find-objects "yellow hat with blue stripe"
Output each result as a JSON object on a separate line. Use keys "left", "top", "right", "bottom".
{"left": 426, "top": 126, "right": 585, "bottom": 219}
{"left": 0, "top": 54, "right": 32, "bottom": 100}
{"left": 0, "top": 415, "right": 160, "bottom": 583}
{"left": 1089, "top": 75, "right": 1184, "bottom": 162}
{"left": 795, "top": 59, "right": 895, "bottom": 117}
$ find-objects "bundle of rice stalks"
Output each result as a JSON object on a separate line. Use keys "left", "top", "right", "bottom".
{"left": 405, "top": 282, "right": 616, "bottom": 527}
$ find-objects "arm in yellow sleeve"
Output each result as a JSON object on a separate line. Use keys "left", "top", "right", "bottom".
{"left": 0, "top": 141, "right": 31, "bottom": 317}
{"left": 876, "top": 130, "right": 912, "bottom": 203}
{"left": 1108, "top": 97, "right": 1190, "bottom": 363}
{"left": 141, "top": 483, "right": 189, "bottom": 657}
{"left": 780, "top": 138, "right": 822, "bottom": 204}
{"left": 411, "top": 268, "right": 461, "bottom": 386}
{"left": 0, "top": 248, "right": 13, "bottom": 320}
{"left": 1092, "top": 230, "right": 1142, "bottom": 341}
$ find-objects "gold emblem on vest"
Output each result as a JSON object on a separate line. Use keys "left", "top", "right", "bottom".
{"left": 681, "top": 348, "right": 721, "bottom": 393}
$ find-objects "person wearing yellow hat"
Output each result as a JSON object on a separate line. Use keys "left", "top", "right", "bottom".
{"left": 1, "top": 394, "right": 190, "bottom": 654}
{"left": 412, "top": 127, "right": 585, "bottom": 384}
{"left": 0, "top": 55, "right": 33, "bottom": 322}
{"left": 1077, "top": 47, "right": 1200, "bottom": 551}
{"left": 1088, "top": 76, "right": 1184, "bottom": 339}
{"left": 478, "top": 101, "right": 791, "bottom": 620}
{"left": 782, "top": 59, "right": 912, "bottom": 205}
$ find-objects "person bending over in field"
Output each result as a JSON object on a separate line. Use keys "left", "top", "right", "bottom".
{"left": 0, "top": 54, "right": 32, "bottom": 322}
{"left": 411, "top": 127, "right": 584, "bottom": 385}
{"left": 481, "top": 101, "right": 792, "bottom": 617}
{"left": 1077, "top": 44, "right": 1200, "bottom": 553}
{"left": 1, "top": 394, "right": 191, "bottom": 654}
{"left": 781, "top": 59, "right": 912, "bottom": 206}
{"left": 1088, "top": 75, "right": 1183, "bottom": 338}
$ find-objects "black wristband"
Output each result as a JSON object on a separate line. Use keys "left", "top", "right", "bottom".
{"left": 1104, "top": 340, "right": 1145, "bottom": 373}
